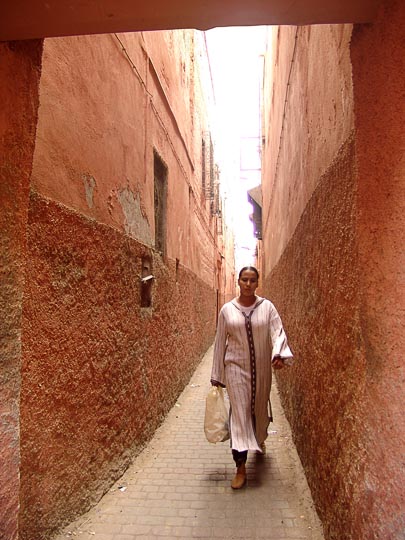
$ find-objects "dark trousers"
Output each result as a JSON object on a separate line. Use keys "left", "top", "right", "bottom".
{"left": 232, "top": 449, "right": 248, "bottom": 468}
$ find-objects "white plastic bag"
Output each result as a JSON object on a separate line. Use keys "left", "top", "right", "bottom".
{"left": 204, "top": 386, "right": 230, "bottom": 443}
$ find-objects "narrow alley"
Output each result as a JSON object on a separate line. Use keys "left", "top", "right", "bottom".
{"left": 1, "top": 2, "right": 404, "bottom": 540}
{"left": 55, "top": 346, "right": 324, "bottom": 540}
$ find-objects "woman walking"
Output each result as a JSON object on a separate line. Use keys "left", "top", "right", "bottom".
{"left": 211, "top": 266, "right": 293, "bottom": 489}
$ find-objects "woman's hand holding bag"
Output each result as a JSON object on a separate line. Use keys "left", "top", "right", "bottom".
{"left": 204, "top": 386, "right": 230, "bottom": 443}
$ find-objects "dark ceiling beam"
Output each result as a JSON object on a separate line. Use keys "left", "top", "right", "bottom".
{"left": 0, "top": 0, "right": 381, "bottom": 42}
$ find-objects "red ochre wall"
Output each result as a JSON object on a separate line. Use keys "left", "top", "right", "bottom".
{"left": 350, "top": 1, "right": 405, "bottom": 537}
{"left": 20, "top": 195, "right": 216, "bottom": 539}
{"left": 0, "top": 40, "right": 43, "bottom": 540}
{"left": 261, "top": 2, "right": 404, "bottom": 539}
{"left": 18, "top": 31, "right": 227, "bottom": 539}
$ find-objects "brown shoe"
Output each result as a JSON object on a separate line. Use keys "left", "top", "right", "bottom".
{"left": 231, "top": 464, "right": 246, "bottom": 489}
{"left": 260, "top": 442, "right": 266, "bottom": 454}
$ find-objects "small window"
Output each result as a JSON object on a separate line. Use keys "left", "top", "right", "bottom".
{"left": 154, "top": 152, "right": 167, "bottom": 256}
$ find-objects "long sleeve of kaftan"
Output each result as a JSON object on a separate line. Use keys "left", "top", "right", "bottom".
{"left": 211, "top": 309, "right": 227, "bottom": 386}
{"left": 269, "top": 304, "right": 293, "bottom": 365}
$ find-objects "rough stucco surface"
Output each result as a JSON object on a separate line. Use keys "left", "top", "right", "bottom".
{"left": 262, "top": 4, "right": 405, "bottom": 539}
{"left": 19, "top": 192, "right": 216, "bottom": 540}
{"left": 17, "top": 28, "right": 232, "bottom": 540}
{"left": 264, "top": 134, "right": 364, "bottom": 540}
{"left": 0, "top": 39, "right": 43, "bottom": 540}
{"left": 350, "top": 1, "right": 405, "bottom": 537}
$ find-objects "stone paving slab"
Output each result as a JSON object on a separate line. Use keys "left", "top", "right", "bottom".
{"left": 55, "top": 345, "right": 324, "bottom": 540}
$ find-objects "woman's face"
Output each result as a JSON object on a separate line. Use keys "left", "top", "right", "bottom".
{"left": 238, "top": 269, "right": 259, "bottom": 298}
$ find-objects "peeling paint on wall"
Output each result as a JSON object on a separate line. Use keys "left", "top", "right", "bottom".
{"left": 117, "top": 187, "right": 152, "bottom": 245}
{"left": 17, "top": 29, "right": 234, "bottom": 540}
{"left": 82, "top": 173, "right": 96, "bottom": 208}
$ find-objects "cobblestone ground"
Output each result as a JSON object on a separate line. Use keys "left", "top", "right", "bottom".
{"left": 55, "top": 345, "right": 324, "bottom": 540}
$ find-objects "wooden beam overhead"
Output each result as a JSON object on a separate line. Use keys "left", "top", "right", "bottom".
{"left": 0, "top": 0, "right": 381, "bottom": 42}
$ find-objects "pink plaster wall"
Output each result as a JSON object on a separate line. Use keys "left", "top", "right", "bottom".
{"left": 31, "top": 33, "right": 150, "bottom": 243}
{"left": 262, "top": 24, "right": 354, "bottom": 273}
{"left": 31, "top": 31, "right": 219, "bottom": 285}
{"left": 350, "top": 0, "right": 405, "bottom": 536}
{"left": 19, "top": 29, "right": 231, "bottom": 539}
{"left": 261, "top": 3, "right": 405, "bottom": 538}
{"left": 0, "top": 39, "right": 43, "bottom": 540}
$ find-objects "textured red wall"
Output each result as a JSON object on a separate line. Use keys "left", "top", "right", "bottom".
{"left": 264, "top": 135, "right": 365, "bottom": 539}
{"left": 0, "top": 40, "right": 43, "bottom": 540}
{"left": 262, "top": 3, "right": 405, "bottom": 539}
{"left": 20, "top": 193, "right": 216, "bottom": 539}
{"left": 350, "top": 0, "right": 405, "bottom": 537}
{"left": 18, "top": 30, "right": 228, "bottom": 539}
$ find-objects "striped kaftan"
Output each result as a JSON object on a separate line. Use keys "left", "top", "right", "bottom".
{"left": 211, "top": 296, "right": 293, "bottom": 453}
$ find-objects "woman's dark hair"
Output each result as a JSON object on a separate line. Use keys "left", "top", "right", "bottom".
{"left": 238, "top": 266, "right": 259, "bottom": 280}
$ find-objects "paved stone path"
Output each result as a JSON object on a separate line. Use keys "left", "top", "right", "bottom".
{"left": 56, "top": 346, "right": 324, "bottom": 540}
